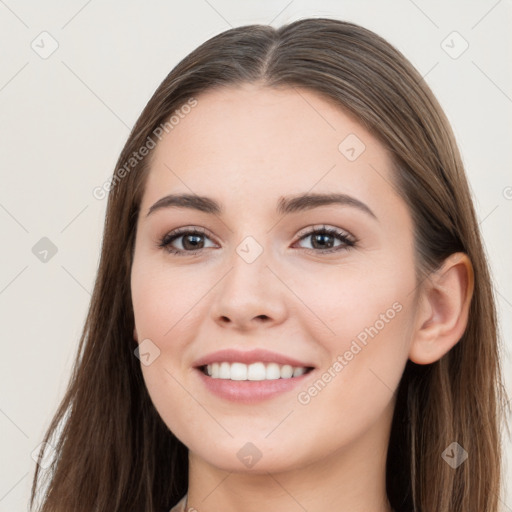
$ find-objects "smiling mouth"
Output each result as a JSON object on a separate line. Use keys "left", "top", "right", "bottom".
{"left": 198, "top": 362, "right": 315, "bottom": 381}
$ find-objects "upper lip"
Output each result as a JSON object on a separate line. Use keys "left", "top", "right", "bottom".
{"left": 192, "top": 348, "right": 315, "bottom": 369}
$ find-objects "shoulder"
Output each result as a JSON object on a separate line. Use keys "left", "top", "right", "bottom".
{"left": 168, "top": 494, "right": 187, "bottom": 512}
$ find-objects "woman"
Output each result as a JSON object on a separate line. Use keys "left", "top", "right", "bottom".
{"left": 30, "top": 17, "right": 509, "bottom": 512}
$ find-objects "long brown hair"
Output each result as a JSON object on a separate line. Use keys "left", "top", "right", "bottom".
{"left": 30, "top": 17, "right": 510, "bottom": 512}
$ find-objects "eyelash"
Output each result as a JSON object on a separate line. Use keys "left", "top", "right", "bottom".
{"left": 157, "top": 225, "right": 356, "bottom": 257}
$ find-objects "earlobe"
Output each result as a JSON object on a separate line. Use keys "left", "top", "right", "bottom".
{"left": 133, "top": 327, "right": 138, "bottom": 342}
{"left": 409, "top": 252, "right": 474, "bottom": 365}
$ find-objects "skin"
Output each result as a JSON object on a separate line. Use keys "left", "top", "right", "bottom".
{"left": 130, "top": 83, "right": 473, "bottom": 512}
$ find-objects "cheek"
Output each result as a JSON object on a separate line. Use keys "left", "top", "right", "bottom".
{"left": 131, "top": 277, "right": 177, "bottom": 337}
{"left": 131, "top": 263, "right": 210, "bottom": 443}
{"left": 290, "top": 295, "right": 413, "bottom": 460}
{"left": 291, "top": 260, "right": 415, "bottom": 413}
{"left": 296, "top": 256, "right": 415, "bottom": 342}
{"left": 131, "top": 259, "right": 208, "bottom": 346}
{"left": 292, "top": 263, "right": 415, "bottom": 422}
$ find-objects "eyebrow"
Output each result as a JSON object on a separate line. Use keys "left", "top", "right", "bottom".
{"left": 146, "top": 192, "right": 377, "bottom": 220}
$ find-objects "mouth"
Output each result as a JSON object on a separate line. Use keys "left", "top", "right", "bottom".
{"left": 195, "top": 362, "right": 315, "bottom": 403}
{"left": 192, "top": 348, "right": 316, "bottom": 402}
{"left": 197, "top": 362, "right": 315, "bottom": 381}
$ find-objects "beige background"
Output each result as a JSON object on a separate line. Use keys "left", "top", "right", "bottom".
{"left": 0, "top": 0, "right": 511, "bottom": 510}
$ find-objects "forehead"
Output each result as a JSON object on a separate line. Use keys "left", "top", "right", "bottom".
{"left": 142, "top": 84, "right": 400, "bottom": 218}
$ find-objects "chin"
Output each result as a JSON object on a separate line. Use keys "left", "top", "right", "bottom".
{"left": 187, "top": 436, "right": 313, "bottom": 475}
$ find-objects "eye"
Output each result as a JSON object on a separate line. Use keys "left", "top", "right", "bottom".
{"left": 157, "top": 227, "right": 216, "bottom": 256}
{"left": 293, "top": 225, "right": 356, "bottom": 254}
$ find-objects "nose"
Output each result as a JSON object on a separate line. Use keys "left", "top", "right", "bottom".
{"left": 209, "top": 245, "right": 288, "bottom": 332}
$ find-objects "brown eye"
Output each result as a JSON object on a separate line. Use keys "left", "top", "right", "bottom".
{"left": 158, "top": 228, "right": 216, "bottom": 255}
{"left": 295, "top": 226, "right": 356, "bottom": 254}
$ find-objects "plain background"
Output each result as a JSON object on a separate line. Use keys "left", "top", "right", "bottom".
{"left": 0, "top": 1, "right": 511, "bottom": 510}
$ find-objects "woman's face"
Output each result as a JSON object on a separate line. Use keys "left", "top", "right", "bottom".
{"left": 131, "top": 83, "right": 420, "bottom": 474}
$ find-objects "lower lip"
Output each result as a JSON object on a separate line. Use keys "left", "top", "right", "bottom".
{"left": 195, "top": 367, "right": 313, "bottom": 403}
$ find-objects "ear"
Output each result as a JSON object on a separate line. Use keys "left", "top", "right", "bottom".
{"left": 409, "top": 252, "right": 474, "bottom": 365}
{"left": 133, "top": 327, "right": 139, "bottom": 342}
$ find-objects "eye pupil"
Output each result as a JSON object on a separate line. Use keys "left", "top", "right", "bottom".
{"left": 183, "top": 234, "right": 204, "bottom": 250}
{"left": 312, "top": 233, "right": 334, "bottom": 249}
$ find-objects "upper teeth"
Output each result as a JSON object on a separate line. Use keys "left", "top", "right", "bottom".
{"left": 205, "top": 362, "right": 308, "bottom": 380}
